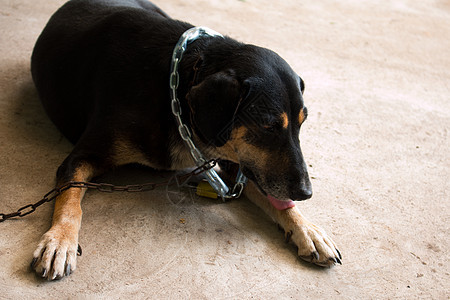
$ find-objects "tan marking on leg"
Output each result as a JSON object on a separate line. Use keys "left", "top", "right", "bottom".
{"left": 112, "top": 137, "right": 150, "bottom": 166}
{"left": 169, "top": 134, "right": 196, "bottom": 170}
{"left": 53, "top": 163, "right": 93, "bottom": 227}
{"left": 281, "top": 112, "right": 289, "bottom": 129}
{"left": 33, "top": 163, "right": 95, "bottom": 280}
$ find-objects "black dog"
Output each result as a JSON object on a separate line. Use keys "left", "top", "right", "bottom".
{"left": 30, "top": 0, "right": 341, "bottom": 280}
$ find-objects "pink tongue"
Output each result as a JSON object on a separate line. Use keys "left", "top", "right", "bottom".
{"left": 267, "top": 195, "right": 295, "bottom": 210}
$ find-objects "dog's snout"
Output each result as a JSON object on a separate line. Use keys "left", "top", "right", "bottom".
{"left": 290, "top": 187, "right": 312, "bottom": 201}
{"left": 289, "top": 172, "right": 312, "bottom": 200}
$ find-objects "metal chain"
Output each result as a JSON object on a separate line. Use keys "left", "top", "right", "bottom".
{"left": 169, "top": 26, "right": 248, "bottom": 199}
{"left": 1, "top": 27, "right": 250, "bottom": 222}
{"left": 0, "top": 159, "right": 217, "bottom": 223}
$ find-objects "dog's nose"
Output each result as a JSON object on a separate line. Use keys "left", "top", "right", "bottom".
{"left": 289, "top": 186, "right": 312, "bottom": 201}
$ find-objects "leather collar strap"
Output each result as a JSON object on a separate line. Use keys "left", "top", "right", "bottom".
{"left": 169, "top": 26, "right": 247, "bottom": 200}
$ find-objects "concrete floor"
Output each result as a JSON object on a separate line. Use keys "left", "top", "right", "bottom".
{"left": 0, "top": 0, "right": 449, "bottom": 298}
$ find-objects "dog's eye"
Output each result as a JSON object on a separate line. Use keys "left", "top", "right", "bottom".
{"left": 263, "top": 121, "right": 281, "bottom": 132}
{"left": 263, "top": 124, "right": 275, "bottom": 132}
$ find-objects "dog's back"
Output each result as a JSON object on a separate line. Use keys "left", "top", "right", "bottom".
{"left": 31, "top": 0, "right": 186, "bottom": 143}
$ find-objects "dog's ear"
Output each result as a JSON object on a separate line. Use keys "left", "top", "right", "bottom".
{"left": 187, "top": 71, "right": 241, "bottom": 147}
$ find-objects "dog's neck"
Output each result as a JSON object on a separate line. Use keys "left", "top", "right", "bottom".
{"left": 171, "top": 36, "right": 244, "bottom": 164}
{"left": 168, "top": 37, "right": 219, "bottom": 166}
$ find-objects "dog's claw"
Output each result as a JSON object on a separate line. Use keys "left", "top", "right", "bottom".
{"left": 336, "top": 257, "right": 342, "bottom": 265}
{"left": 41, "top": 268, "right": 48, "bottom": 278}
{"left": 329, "top": 257, "right": 337, "bottom": 264}
{"left": 65, "top": 264, "right": 71, "bottom": 276}
{"left": 312, "top": 251, "right": 320, "bottom": 261}
{"left": 277, "top": 224, "right": 283, "bottom": 232}
{"left": 299, "top": 255, "right": 310, "bottom": 262}
{"left": 51, "top": 270, "right": 62, "bottom": 281}
{"left": 285, "top": 230, "right": 293, "bottom": 243}
{"left": 336, "top": 248, "right": 342, "bottom": 260}
{"left": 77, "top": 244, "right": 82, "bottom": 256}
{"left": 30, "top": 257, "right": 38, "bottom": 270}
{"left": 300, "top": 251, "right": 321, "bottom": 263}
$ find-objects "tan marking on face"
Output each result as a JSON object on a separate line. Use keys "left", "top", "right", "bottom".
{"left": 228, "top": 126, "right": 270, "bottom": 164}
{"left": 215, "top": 140, "right": 239, "bottom": 163}
{"left": 281, "top": 112, "right": 289, "bottom": 129}
{"left": 298, "top": 109, "right": 306, "bottom": 125}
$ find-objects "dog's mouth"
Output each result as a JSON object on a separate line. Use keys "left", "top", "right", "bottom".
{"left": 242, "top": 166, "right": 295, "bottom": 211}
{"left": 267, "top": 195, "right": 295, "bottom": 210}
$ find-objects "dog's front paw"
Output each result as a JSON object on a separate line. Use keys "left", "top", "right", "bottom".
{"left": 285, "top": 221, "right": 341, "bottom": 267}
{"left": 30, "top": 225, "right": 80, "bottom": 280}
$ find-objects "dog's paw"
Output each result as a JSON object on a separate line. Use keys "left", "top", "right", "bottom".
{"left": 285, "top": 221, "right": 341, "bottom": 267}
{"left": 30, "top": 226, "right": 80, "bottom": 280}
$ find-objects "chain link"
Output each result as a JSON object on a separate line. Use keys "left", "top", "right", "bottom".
{"left": 169, "top": 26, "right": 247, "bottom": 200}
{"left": 169, "top": 27, "right": 222, "bottom": 170}
{"left": 0, "top": 159, "right": 217, "bottom": 223}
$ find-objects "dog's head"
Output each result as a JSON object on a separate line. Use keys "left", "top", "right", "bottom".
{"left": 186, "top": 44, "right": 312, "bottom": 203}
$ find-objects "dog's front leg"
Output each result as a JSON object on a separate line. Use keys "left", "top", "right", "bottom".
{"left": 31, "top": 162, "right": 94, "bottom": 280}
{"left": 244, "top": 181, "right": 342, "bottom": 267}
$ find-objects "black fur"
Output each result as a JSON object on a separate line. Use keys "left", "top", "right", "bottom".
{"left": 31, "top": 0, "right": 312, "bottom": 200}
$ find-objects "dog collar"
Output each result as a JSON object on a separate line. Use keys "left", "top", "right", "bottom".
{"left": 169, "top": 26, "right": 248, "bottom": 200}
